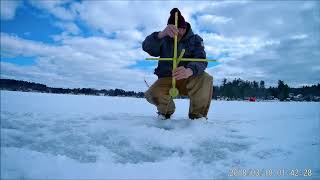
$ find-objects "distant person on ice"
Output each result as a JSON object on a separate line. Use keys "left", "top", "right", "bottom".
{"left": 142, "top": 8, "right": 213, "bottom": 120}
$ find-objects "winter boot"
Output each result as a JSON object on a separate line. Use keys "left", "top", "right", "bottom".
{"left": 157, "top": 112, "right": 171, "bottom": 120}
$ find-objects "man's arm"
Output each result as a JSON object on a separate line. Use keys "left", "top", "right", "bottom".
{"left": 142, "top": 25, "right": 179, "bottom": 57}
{"left": 186, "top": 35, "right": 208, "bottom": 76}
{"left": 142, "top": 32, "right": 162, "bottom": 57}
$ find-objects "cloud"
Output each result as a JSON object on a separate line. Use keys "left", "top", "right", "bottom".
{"left": 202, "top": 33, "right": 279, "bottom": 61}
{"left": 290, "top": 34, "right": 308, "bottom": 40}
{"left": 0, "top": 0, "right": 21, "bottom": 20}
{"left": 208, "top": 33, "right": 320, "bottom": 87}
{"left": 53, "top": 22, "right": 81, "bottom": 35}
{"left": 29, "top": 0, "right": 75, "bottom": 20}
{"left": 70, "top": 1, "right": 208, "bottom": 35}
{"left": 197, "top": 14, "right": 232, "bottom": 26}
{"left": 198, "top": 1, "right": 320, "bottom": 87}
{"left": 1, "top": 0, "right": 319, "bottom": 90}
{"left": 0, "top": 32, "right": 154, "bottom": 91}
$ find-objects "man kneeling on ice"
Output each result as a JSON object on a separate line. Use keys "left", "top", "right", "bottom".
{"left": 142, "top": 8, "right": 213, "bottom": 120}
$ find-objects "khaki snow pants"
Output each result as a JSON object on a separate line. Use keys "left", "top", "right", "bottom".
{"left": 145, "top": 72, "right": 213, "bottom": 119}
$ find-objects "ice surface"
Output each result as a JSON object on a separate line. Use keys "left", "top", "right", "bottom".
{"left": 1, "top": 90, "right": 319, "bottom": 179}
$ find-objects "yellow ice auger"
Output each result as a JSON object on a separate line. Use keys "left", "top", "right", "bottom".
{"left": 146, "top": 12, "right": 216, "bottom": 98}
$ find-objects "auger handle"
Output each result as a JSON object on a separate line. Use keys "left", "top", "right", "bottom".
{"left": 177, "top": 49, "right": 185, "bottom": 65}
{"left": 172, "top": 12, "right": 178, "bottom": 91}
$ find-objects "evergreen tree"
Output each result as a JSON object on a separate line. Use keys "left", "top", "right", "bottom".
{"left": 277, "top": 80, "right": 289, "bottom": 101}
{"left": 259, "top": 81, "right": 265, "bottom": 89}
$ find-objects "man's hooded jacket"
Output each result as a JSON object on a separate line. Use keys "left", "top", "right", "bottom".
{"left": 142, "top": 22, "right": 207, "bottom": 78}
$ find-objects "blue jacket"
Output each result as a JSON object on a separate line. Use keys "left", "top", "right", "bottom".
{"left": 142, "top": 23, "right": 207, "bottom": 78}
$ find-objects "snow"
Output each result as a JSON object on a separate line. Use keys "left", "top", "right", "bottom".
{"left": 1, "top": 90, "right": 319, "bottom": 179}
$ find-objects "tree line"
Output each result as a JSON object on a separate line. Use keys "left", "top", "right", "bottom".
{"left": 213, "top": 78, "right": 320, "bottom": 101}
{"left": 0, "top": 79, "right": 144, "bottom": 98}
{"left": 1, "top": 78, "right": 319, "bottom": 101}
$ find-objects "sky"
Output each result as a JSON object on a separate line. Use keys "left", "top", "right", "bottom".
{"left": 1, "top": 0, "right": 319, "bottom": 91}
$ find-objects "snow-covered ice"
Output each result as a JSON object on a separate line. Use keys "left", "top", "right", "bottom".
{"left": 1, "top": 90, "right": 319, "bottom": 179}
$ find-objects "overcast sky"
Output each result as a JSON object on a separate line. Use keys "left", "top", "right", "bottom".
{"left": 1, "top": 0, "right": 319, "bottom": 91}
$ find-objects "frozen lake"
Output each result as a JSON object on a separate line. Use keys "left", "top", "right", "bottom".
{"left": 1, "top": 90, "right": 319, "bottom": 179}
